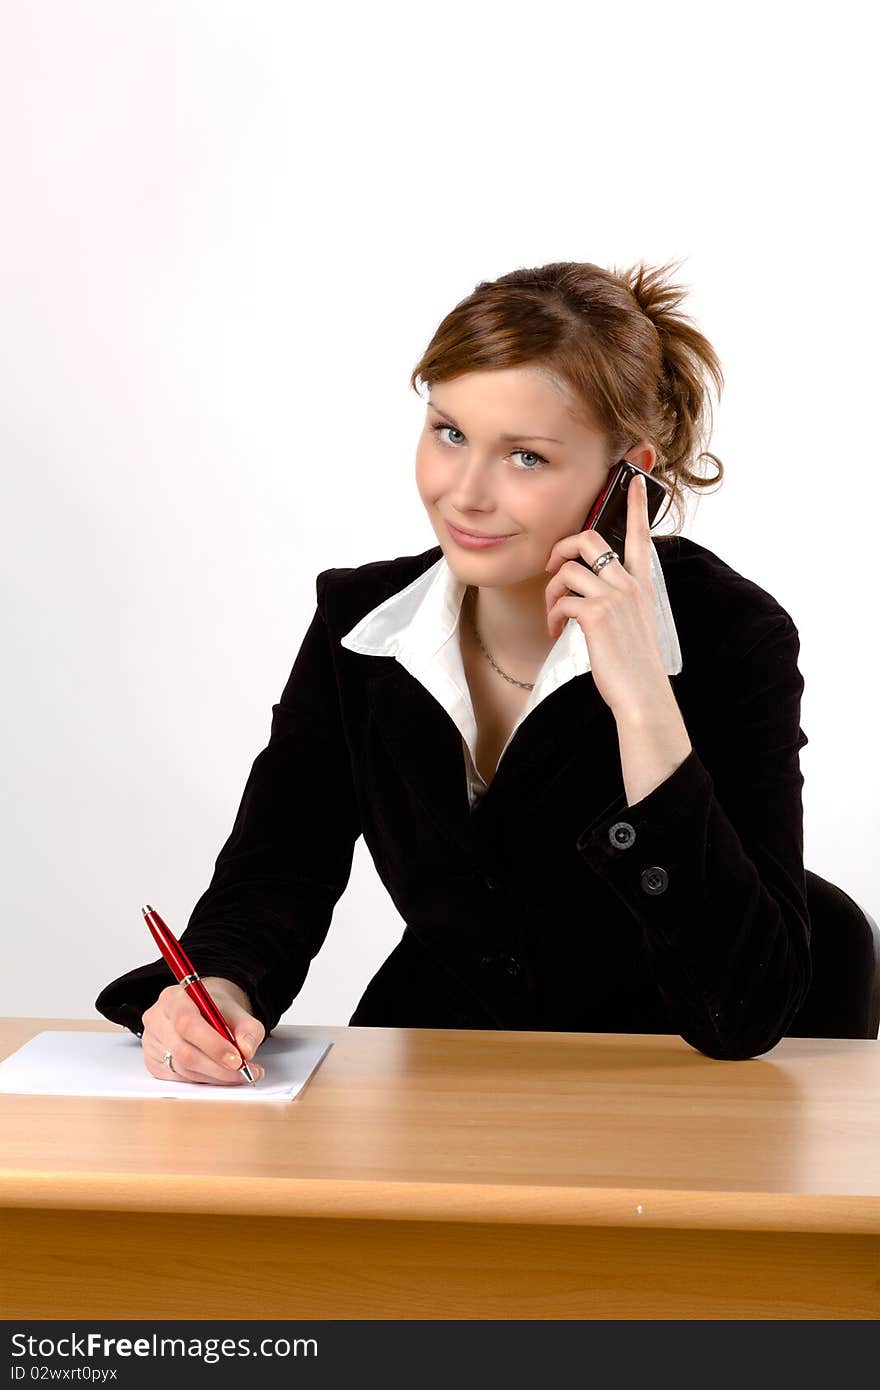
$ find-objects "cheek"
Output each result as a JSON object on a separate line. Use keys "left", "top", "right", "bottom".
{"left": 415, "top": 445, "right": 444, "bottom": 499}
{"left": 528, "top": 482, "right": 579, "bottom": 529}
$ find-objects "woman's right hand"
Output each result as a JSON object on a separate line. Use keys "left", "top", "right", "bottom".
{"left": 141, "top": 976, "right": 266, "bottom": 1085}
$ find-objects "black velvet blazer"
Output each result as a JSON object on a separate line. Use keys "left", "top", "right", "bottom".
{"left": 95, "top": 535, "right": 812, "bottom": 1061}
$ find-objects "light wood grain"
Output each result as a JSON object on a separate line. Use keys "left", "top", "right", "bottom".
{"left": 2, "top": 1018, "right": 878, "bottom": 1319}
{"left": 5, "top": 1209, "right": 878, "bottom": 1320}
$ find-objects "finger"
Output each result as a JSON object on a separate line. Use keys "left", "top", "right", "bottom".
{"left": 545, "top": 529, "right": 587, "bottom": 575}
{"left": 143, "top": 1023, "right": 261, "bottom": 1084}
{"left": 143, "top": 1047, "right": 259, "bottom": 1086}
{"left": 545, "top": 525, "right": 623, "bottom": 577}
{"left": 622, "top": 473, "right": 652, "bottom": 578}
{"left": 142, "top": 1026, "right": 266, "bottom": 1085}
{"left": 545, "top": 557, "right": 597, "bottom": 613}
{"left": 174, "top": 995, "right": 256, "bottom": 1072}
{"left": 544, "top": 510, "right": 615, "bottom": 568}
{"left": 156, "top": 986, "right": 247, "bottom": 1072}
{"left": 212, "top": 996, "right": 267, "bottom": 1063}
{"left": 172, "top": 981, "right": 267, "bottom": 1064}
{"left": 547, "top": 592, "right": 583, "bottom": 641}
{"left": 147, "top": 988, "right": 262, "bottom": 1083}
{"left": 177, "top": 996, "right": 265, "bottom": 1079}
{"left": 544, "top": 535, "right": 629, "bottom": 618}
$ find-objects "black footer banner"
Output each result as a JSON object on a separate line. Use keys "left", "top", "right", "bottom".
{"left": 1, "top": 1320, "right": 855, "bottom": 1388}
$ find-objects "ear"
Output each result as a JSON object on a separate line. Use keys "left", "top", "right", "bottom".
{"left": 624, "top": 442, "right": 657, "bottom": 474}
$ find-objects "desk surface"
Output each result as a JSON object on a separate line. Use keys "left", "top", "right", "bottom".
{"left": 2, "top": 1018, "right": 879, "bottom": 1235}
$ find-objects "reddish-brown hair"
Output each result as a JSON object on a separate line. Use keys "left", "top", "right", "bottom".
{"left": 409, "top": 259, "right": 724, "bottom": 535}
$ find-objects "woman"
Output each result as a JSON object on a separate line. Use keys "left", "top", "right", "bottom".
{"left": 95, "top": 259, "right": 811, "bottom": 1081}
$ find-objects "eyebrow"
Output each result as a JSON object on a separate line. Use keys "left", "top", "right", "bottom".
{"left": 428, "top": 401, "right": 565, "bottom": 445}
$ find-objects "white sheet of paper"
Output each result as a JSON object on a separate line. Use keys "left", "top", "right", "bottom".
{"left": 0, "top": 1030, "right": 332, "bottom": 1102}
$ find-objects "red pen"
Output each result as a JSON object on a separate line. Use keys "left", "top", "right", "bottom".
{"left": 142, "top": 904, "right": 256, "bottom": 1083}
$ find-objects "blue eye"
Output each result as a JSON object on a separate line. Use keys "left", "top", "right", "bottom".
{"left": 429, "top": 422, "right": 548, "bottom": 471}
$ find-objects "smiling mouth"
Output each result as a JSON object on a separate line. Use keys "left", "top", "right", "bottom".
{"left": 447, "top": 521, "right": 514, "bottom": 538}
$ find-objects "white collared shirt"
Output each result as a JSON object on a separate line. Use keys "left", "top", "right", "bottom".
{"left": 340, "top": 544, "right": 683, "bottom": 810}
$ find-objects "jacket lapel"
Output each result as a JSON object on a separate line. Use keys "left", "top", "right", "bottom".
{"left": 366, "top": 658, "right": 616, "bottom": 857}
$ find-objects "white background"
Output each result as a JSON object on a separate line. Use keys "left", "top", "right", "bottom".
{"left": 1, "top": 0, "right": 877, "bottom": 1029}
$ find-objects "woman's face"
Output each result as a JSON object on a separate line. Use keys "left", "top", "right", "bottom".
{"left": 416, "top": 366, "right": 630, "bottom": 584}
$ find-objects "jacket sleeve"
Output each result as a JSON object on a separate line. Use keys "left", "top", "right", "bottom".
{"left": 573, "top": 610, "right": 811, "bottom": 1061}
{"left": 94, "top": 569, "right": 362, "bottom": 1038}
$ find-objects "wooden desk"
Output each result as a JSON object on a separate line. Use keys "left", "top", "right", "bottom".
{"left": 1, "top": 1018, "right": 878, "bottom": 1320}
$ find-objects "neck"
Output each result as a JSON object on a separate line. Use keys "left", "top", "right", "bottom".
{"left": 467, "top": 577, "right": 556, "bottom": 670}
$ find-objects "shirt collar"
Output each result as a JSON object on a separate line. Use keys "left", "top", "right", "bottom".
{"left": 340, "top": 541, "right": 683, "bottom": 719}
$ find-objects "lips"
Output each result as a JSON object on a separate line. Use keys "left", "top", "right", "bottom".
{"left": 445, "top": 521, "right": 515, "bottom": 551}
{"left": 447, "top": 522, "right": 512, "bottom": 538}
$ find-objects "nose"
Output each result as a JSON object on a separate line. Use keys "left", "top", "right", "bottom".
{"left": 446, "top": 452, "right": 497, "bottom": 509}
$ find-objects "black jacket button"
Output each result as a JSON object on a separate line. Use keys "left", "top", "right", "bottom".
{"left": 484, "top": 876, "right": 498, "bottom": 891}
{"left": 641, "top": 866, "right": 669, "bottom": 895}
{"left": 609, "top": 821, "right": 636, "bottom": 849}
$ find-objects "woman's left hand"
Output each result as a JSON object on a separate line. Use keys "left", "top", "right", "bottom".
{"left": 544, "top": 474, "right": 671, "bottom": 723}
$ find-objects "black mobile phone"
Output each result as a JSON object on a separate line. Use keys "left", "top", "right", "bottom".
{"left": 573, "top": 460, "right": 671, "bottom": 577}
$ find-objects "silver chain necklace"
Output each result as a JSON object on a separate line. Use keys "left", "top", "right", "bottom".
{"left": 465, "top": 586, "right": 535, "bottom": 691}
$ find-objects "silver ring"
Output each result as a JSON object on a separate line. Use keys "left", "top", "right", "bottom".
{"left": 589, "top": 549, "right": 619, "bottom": 575}
{"left": 161, "top": 1049, "right": 175, "bottom": 1073}
{"left": 567, "top": 549, "right": 620, "bottom": 595}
